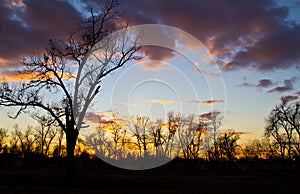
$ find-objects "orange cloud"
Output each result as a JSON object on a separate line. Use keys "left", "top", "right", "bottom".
{"left": 201, "top": 100, "right": 224, "bottom": 105}
{"left": 139, "top": 60, "right": 168, "bottom": 71}
{"left": 199, "top": 111, "right": 221, "bottom": 120}
{"left": 194, "top": 68, "right": 221, "bottom": 77}
{"left": 0, "top": 70, "right": 74, "bottom": 82}
{"left": 189, "top": 99, "right": 224, "bottom": 105}
{"left": 149, "top": 99, "right": 176, "bottom": 104}
{"left": 0, "top": 71, "right": 37, "bottom": 82}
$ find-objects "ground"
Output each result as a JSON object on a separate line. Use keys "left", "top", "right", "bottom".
{"left": 0, "top": 166, "right": 298, "bottom": 193}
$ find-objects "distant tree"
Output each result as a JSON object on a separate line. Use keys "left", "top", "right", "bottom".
{"left": 33, "top": 115, "right": 57, "bottom": 157}
{"left": 127, "top": 116, "right": 151, "bottom": 158}
{"left": 217, "top": 129, "right": 240, "bottom": 161}
{"left": 265, "top": 100, "right": 300, "bottom": 159}
{"left": 164, "top": 112, "right": 182, "bottom": 158}
{"left": 110, "top": 122, "right": 124, "bottom": 159}
{"left": 150, "top": 119, "right": 166, "bottom": 158}
{"left": 52, "top": 128, "right": 65, "bottom": 157}
{"left": 0, "top": 128, "right": 8, "bottom": 153}
{"left": 201, "top": 111, "right": 223, "bottom": 161}
{"left": 178, "top": 115, "right": 205, "bottom": 159}
{"left": 85, "top": 130, "right": 112, "bottom": 159}
{"left": 0, "top": 0, "right": 140, "bottom": 176}
{"left": 14, "top": 126, "right": 37, "bottom": 156}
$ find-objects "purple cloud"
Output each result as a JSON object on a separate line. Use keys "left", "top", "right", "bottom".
{"left": 281, "top": 95, "right": 299, "bottom": 103}
{"left": 1, "top": 0, "right": 300, "bottom": 73}
{"left": 122, "top": 0, "right": 300, "bottom": 71}
{"left": 268, "top": 78, "right": 297, "bottom": 93}
{"left": 0, "top": 0, "right": 81, "bottom": 67}
{"left": 237, "top": 78, "right": 273, "bottom": 91}
{"left": 256, "top": 79, "right": 273, "bottom": 88}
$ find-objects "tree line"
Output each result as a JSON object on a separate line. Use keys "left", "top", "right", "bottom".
{"left": 0, "top": 100, "right": 299, "bottom": 171}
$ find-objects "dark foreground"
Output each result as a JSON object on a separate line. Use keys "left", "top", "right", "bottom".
{"left": 0, "top": 166, "right": 299, "bottom": 194}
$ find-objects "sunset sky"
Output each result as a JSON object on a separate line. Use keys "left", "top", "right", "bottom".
{"left": 1, "top": 0, "right": 300, "bottom": 142}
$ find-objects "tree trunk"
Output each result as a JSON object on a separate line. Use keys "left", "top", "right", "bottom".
{"left": 65, "top": 129, "right": 79, "bottom": 178}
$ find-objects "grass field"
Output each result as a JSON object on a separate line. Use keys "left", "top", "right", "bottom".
{"left": 0, "top": 166, "right": 299, "bottom": 194}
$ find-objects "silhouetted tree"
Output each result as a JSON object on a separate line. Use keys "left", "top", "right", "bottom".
{"left": 150, "top": 119, "right": 166, "bottom": 158}
{"left": 217, "top": 129, "right": 240, "bottom": 161}
{"left": 265, "top": 100, "right": 300, "bottom": 159}
{"left": 0, "top": 0, "right": 140, "bottom": 177}
{"left": 127, "top": 116, "right": 151, "bottom": 158}
{"left": 178, "top": 115, "right": 205, "bottom": 159}
{"left": 33, "top": 115, "right": 57, "bottom": 157}
{"left": 201, "top": 111, "right": 223, "bottom": 161}
{"left": 0, "top": 128, "right": 7, "bottom": 153}
{"left": 52, "top": 128, "right": 65, "bottom": 157}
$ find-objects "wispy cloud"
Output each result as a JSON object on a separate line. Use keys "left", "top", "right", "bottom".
{"left": 194, "top": 68, "right": 221, "bottom": 77}
{"left": 140, "top": 61, "right": 168, "bottom": 71}
{"left": 256, "top": 79, "right": 273, "bottom": 89}
{"left": 268, "top": 77, "right": 297, "bottom": 93}
{"left": 280, "top": 95, "right": 298, "bottom": 103}
{"left": 188, "top": 99, "right": 224, "bottom": 105}
{"left": 0, "top": 70, "right": 74, "bottom": 82}
{"left": 149, "top": 99, "right": 176, "bottom": 104}
{"left": 237, "top": 78, "right": 273, "bottom": 91}
{"left": 201, "top": 100, "right": 224, "bottom": 105}
{"left": 199, "top": 111, "right": 221, "bottom": 120}
{"left": 84, "top": 111, "right": 119, "bottom": 125}
{"left": 188, "top": 100, "right": 202, "bottom": 104}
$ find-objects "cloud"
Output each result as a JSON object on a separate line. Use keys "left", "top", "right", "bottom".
{"left": 237, "top": 78, "right": 273, "bottom": 91}
{"left": 201, "top": 100, "right": 224, "bottom": 105}
{"left": 295, "top": 91, "right": 300, "bottom": 96}
{"left": 199, "top": 111, "right": 221, "bottom": 120}
{"left": 0, "top": 70, "right": 35, "bottom": 82}
{"left": 236, "top": 82, "right": 254, "bottom": 88}
{"left": 0, "top": 0, "right": 81, "bottom": 67}
{"left": 139, "top": 60, "right": 168, "bottom": 71}
{"left": 280, "top": 95, "right": 298, "bottom": 103}
{"left": 188, "top": 100, "right": 202, "bottom": 104}
{"left": 140, "top": 46, "right": 175, "bottom": 61}
{"left": 256, "top": 79, "right": 273, "bottom": 89}
{"left": 188, "top": 99, "right": 224, "bottom": 105}
{"left": 2, "top": 0, "right": 300, "bottom": 73}
{"left": 268, "top": 78, "right": 297, "bottom": 93}
{"left": 84, "top": 112, "right": 103, "bottom": 124}
{"left": 149, "top": 99, "right": 176, "bottom": 104}
{"left": 0, "top": 69, "right": 75, "bottom": 82}
{"left": 84, "top": 112, "right": 117, "bottom": 126}
{"left": 194, "top": 68, "right": 221, "bottom": 77}
{"left": 122, "top": 0, "right": 300, "bottom": 71}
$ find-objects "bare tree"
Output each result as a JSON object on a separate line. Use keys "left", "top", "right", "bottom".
{"left": 0, "top": 128, "right": 8, "bottom": 153}
{"left": 150, "top": 119, "right": 166, "bottom": 158}
{"left": 217, "top": 129, "right": 240, "bottom": 161}
{"left": 178, "top": 116, "right": 206, "bottom": 159}
{"left": 164, "top": 112, "right": 182, "bottom": 158}
{"left": 85, "top": 130, "right": 112, "bottom": 158}
{"left": 127, "top": 116, "right": 150, "bottom": 158}
{"left": 200, "top": 111, "right": 223, "bottom": 161}
{"left": 109, "top": 122, "right": 124, "bottom": 159}
{"left": 265, "top": 100, "right": 300, "bottom": 159}
{"left": 0, "top": 0, "right": 140, "bottom": 176}
{"left": 52, "top": 128, "right": 65, "bottom": 157}
{"left": 15, "top": 126, "right": 37, "bottom": 156}
{"left": 33, "top": 115, "right": 57, "bottom": 157}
